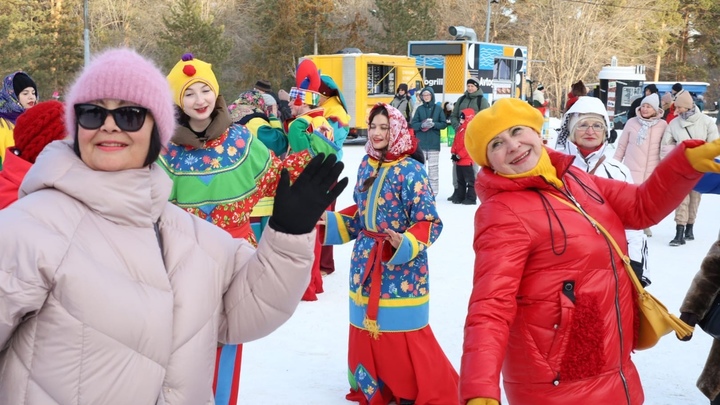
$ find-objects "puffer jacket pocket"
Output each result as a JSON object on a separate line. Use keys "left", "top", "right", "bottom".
{"left": 507, "top": 282, "right": 576, "bottom": 383}
{"left": 546, "top": 281, "right": 576, "bottom": 372}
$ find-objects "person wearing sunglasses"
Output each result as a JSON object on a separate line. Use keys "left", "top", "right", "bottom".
{"left": 0, "top": 48, "right": 347, "bottom": 405}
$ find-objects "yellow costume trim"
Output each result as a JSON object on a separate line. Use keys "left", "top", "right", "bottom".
{"left": 349, "top": 292, "right": 430, "bottom": 307}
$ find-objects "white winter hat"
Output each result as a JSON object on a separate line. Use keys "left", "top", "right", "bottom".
{"left": 640, "top": 93, "right": 659, "bottom": 110}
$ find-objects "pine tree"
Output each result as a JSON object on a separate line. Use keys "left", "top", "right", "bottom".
{"left": 372, "top": 0, "right": 438, "bottom": 55}
{"left": 158, "top": 0, "right": 231, "bottom": 73}
{"left": 0, "top": 0, "right": 83, "bottom": 99}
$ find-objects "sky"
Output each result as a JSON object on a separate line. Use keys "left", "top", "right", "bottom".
{"left": 238, "top": 127, "right": 716, "bottom": 405}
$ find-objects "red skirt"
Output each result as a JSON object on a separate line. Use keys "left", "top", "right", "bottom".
{"left": 345, "top": 324, "right": 459, "bottom": 405}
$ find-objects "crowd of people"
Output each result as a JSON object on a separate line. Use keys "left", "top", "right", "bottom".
{"left": 1, "top": 48, "right": 720, "bottom": 405}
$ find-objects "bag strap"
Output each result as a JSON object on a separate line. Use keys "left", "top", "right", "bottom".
{"left": 685, "top": 127, "right": 694, "bottom": 139}
{"left": 588, "top": 155, "right": 607, "bottom": 175}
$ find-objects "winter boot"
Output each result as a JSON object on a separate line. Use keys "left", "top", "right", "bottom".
{"left": 684, "top": 223, "right": 695, "bottom": 241}
{"left": 669, "top": 225, "right": 686, "bottom": 246}
{"left": 461, "top": 199, "right": 477, "bottom": 205}
{"left": 447, "top": 189, "right": 460, "bottom": 202}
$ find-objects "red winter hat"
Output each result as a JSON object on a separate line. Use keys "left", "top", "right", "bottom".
{"left": 13, "top": 100, "right": 66, "bottom": 163}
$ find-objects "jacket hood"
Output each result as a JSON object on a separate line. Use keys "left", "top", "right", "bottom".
{"left": 420, "top": 87, "right": 437, "bottom": 105}
{"left": 466, "top": 88, "right": 485, "bottom": 98}
{"left": 461, "top": 108, "right": 476, "bottom": 123}
{"left": 556, "top": 96, "right": 611, "bottom": 151}
{"left": 20, "top": 140, "right": 172, "bottom": 227}
{"left": 476, "top": 147, "right": 575, "bottom": 202}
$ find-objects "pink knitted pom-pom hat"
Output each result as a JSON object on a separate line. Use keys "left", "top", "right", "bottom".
{"left": 64, "top": 48, "right": 176, "bottom": 147}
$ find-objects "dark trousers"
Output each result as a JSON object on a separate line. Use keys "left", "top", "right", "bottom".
{"left": 455, "top": 164, "right": 476, "bottom": 202}
{"left": 712, "top": 395, "right": 720, "bottom": 405}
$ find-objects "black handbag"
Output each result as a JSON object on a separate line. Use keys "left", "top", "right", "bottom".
{"left": 699, "top": 294, "right": 720, "bottom": 339}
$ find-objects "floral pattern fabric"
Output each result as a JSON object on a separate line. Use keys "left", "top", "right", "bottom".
{"left": 159, "top": 124, "right": 310, "bottom": 246}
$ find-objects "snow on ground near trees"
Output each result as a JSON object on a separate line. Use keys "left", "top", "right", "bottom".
{"left": 240, "top": 127, "right": 715, "bottom": 404}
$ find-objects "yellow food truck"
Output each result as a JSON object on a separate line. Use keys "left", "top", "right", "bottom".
{"left": 408, "top": 26, "right": 528, "bottom": 105}
{"left": 302, "top": 52, "right": 424, "bottom": 143}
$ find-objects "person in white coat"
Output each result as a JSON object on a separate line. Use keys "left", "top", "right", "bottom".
{"left": 661, "top": 89, "right": 719, "bottom": 246}
{"left": 562, "top": 96, "right": 650, "bottom": 285}
{"left": 0, "top": 48, "right": 348, "bottom": 405}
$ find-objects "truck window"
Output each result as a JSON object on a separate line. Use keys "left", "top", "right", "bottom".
{"left": 368, "top": 65, "right": 396, "bottom": 95}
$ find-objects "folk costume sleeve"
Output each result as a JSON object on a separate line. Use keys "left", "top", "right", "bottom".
{"left": 460, "top": 201, "right": 531, "bottom": 403}
{"left": 287, "top": 112, "right": 339, "bottom": 157}
{"left": 388, "top": 162, "right": 442, "bottom": 265}
{"left": 244, "top": 116, "right": 288, "bottom": 157}
{"left": 591, "top": 140, "right": 702, "bottom": 230}
{"left": 255, "top": 150, "right": 313, "bottom": 201}
{"left": 287, "top": 116, "right": 313, "bottom": 154}
{"left": 324, "top": 204, "right": 362, "bottom": 245}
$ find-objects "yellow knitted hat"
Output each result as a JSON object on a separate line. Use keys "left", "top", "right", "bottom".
{"left": 465, "top": 98, "right": 544, "bottom": 167}
{"left": 166, "top": 53, "right": 220, "bottom": 107}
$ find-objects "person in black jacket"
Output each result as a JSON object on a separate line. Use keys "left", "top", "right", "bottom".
{"left": 390, "top": 83, "right": 413, "bottom": 123}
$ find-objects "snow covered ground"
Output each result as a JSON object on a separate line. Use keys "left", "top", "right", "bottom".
{"left": 239, "top": 132, "right": 717, "bottom": 405}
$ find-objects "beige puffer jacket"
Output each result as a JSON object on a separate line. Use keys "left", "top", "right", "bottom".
{"left": 0, "top": 141, "right": 314, "bottom": 405}
{"left": 660, "top": 106, "right": 719, "bottom": 159}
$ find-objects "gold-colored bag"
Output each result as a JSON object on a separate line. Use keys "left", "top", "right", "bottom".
{"left": 549, "top": 194, "right": 694, "bottom": 350}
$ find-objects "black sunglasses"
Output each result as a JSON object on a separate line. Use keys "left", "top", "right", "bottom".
{"left": 74, "top": 104, "right": 148, "bottom": 132}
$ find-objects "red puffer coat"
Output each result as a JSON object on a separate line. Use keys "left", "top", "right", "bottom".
{"left": 460, "top": 143, "right": 702, "bottom": 405}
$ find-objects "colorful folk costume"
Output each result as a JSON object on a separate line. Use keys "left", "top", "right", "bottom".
{"left": 317, "top": 71, "right": 352, "bottom": 275}
{"left": 158, "top": 54, "right": 309, "bottom": 404}
{"left": 324, "top": 104, "right": 458, "bottom": 404}
{"left": 228, "top": 90, "right": 290, "bottom": 241}
{"left": 288, "top": 59, "right": 341, "bottom": 300}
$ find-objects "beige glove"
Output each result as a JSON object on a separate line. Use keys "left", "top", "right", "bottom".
{"left": 278, "top": 89, "right": 290, "bottom": 102}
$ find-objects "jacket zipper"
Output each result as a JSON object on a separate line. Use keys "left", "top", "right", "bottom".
{"left": 554, "top": 184, "right": 631, "bottom": 404}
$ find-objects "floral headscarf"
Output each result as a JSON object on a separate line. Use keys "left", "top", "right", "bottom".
{"left": 0, "top": 71, "right": 28, "bottom": 123}
{"left": 364, "top": 103, "right": 417, "bottom": 161}
{"left": 228, "top": 90, "right": 267, "bottom": 123}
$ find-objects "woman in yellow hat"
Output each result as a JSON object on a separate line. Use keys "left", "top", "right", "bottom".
{"left": 459, "top": 97, "right": 720, "bottom": 405}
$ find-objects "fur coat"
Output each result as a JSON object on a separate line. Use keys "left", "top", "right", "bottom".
{"left": 680, "top": 239, "right": 720, "bottom": 401}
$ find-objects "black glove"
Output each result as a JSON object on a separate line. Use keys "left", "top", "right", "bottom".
{"left": 451, "top": 154, "right": 460, "bottom": 162}
{"left": 269, "top": 153, "right": 349, "bottom": 235}
{"left": 678, "top": 312, "right": 699, "bottom": 341}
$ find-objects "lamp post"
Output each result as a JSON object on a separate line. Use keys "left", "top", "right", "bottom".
{"left": 485, "top": 0, "right": 499, "bottom": 43}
